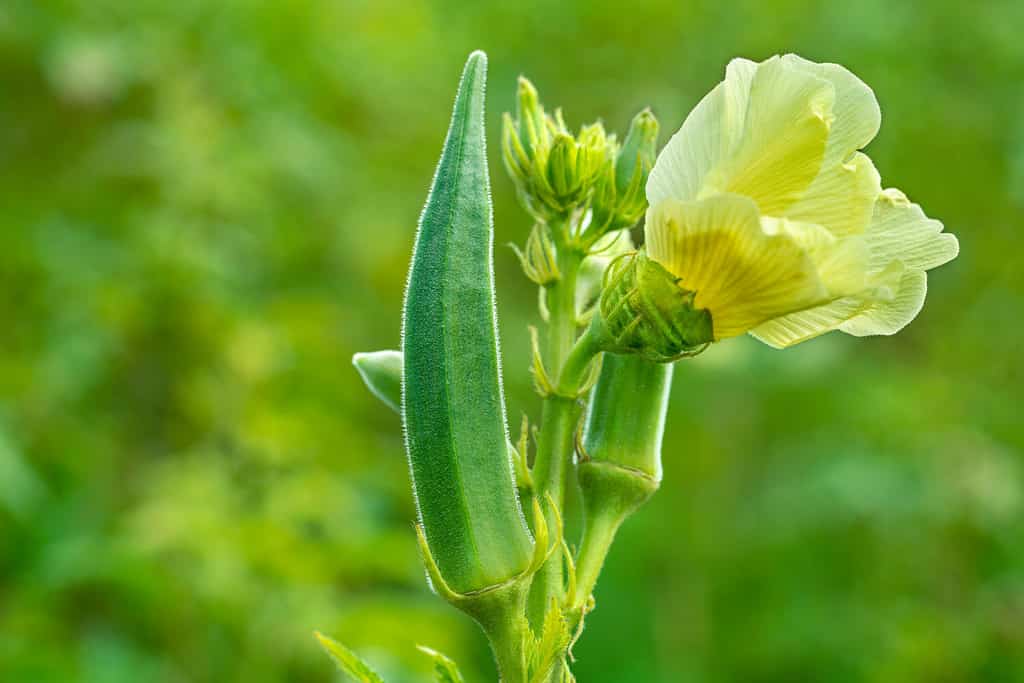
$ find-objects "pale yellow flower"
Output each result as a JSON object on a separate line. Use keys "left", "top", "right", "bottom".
{"left": 644, "top": 54, "right": 959, "bottom": 347}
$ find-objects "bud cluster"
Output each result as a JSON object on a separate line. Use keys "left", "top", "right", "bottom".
{"left": 502, "top": 78, "right": 658, "bottom": 249}
{"left": 502, "top": 77, "right": 608, "bottom": 223}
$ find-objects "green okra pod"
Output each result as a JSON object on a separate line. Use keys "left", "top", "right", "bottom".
{"left": 580, "top": 352, "right": 673, "bottom": 486}
{"left": 401, "top": 51, "right": 533, "bottom": 595}
{"left": 572, "top": 353, "right": 673, "bottom": 610}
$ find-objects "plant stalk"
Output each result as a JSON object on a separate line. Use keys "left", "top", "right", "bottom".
{"left": 528, "top": 242, "right": 584, "bottom": 627}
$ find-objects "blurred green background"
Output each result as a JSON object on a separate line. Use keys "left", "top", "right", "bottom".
{"left": 1, "top": 1, "right": 1022, "bottom": 681}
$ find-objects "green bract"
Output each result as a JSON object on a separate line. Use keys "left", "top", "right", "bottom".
{"left": 401, "top": 51, "right": 533, "bottom": 595}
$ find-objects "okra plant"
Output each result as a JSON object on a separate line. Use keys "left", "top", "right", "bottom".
{"left": 324, "top": 51, "right": 958, "bottom": 682}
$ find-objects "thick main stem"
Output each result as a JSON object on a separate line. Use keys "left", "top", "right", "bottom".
{"left": 486, "top": 614, "right": 528, "bottom": 683}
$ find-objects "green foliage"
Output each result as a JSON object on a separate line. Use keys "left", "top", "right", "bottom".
{"left": 416, "top": 646, "right": 465, "bottom": 683}
{"left": 524, "top": 601, "right": 571, "bottom": 683}
{"left": 401, "top": 51, "right": 533, "bottom": 595}
{"left": 0, "top": 1, "right": 1021, "bottom": 682}
{"left": 316, "top": 632, "right": 386, "bottom": 683}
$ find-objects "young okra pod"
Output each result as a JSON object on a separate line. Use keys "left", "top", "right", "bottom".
{"left": 402, "top": 51, "right": 534, "bottom": 595}
{"left": 578, "top": 352, "right": 671, "bottom": 517}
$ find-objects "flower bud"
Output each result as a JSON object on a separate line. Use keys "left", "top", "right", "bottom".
{"left": 511, "top": 223, "right": 561, "bottom": 286}
{"left": 589, "top": 109, "right": 658, "bottom": 238}
{"left": 501, "top": 78, "right": 611, "bottom": 221}
{"left": 615, "top": 108, "right": 658, "bottom": 195}
{"left": 595, "top": 250, "right": 713, "bottom": 362}
{"left": 515, "top": 76, "right": 547, "bottom": 158}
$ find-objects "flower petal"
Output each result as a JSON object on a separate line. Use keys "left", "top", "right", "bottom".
{"left": 762, "top": 217, "right": 870, "bottom": 297}
{"left": 749, "top": 297, "right": 869, "bottom": 348}
{"left": 784, "top": 151, "right": 881, "bottom": 237}
{"left": 781, "top": 55, "right": 881, "bottom": 165}
{"left": 866, "top": 188, "right": 960, "bottom": 273}
{"left": 750, "top": 184, "right": 957, "bottom": 348}
{"left": 645, "top": 195, "right": 828, "bottom": 339}
{"left": 648, "top": 56, "right": 834, "bottom": 216}
{"left": 710, "top": 56, "right": 834, "bottom": 215}
{"left": 646, "top": 77, "right": 731, "bottom": 206}
{"left": 839, "top": 268, "right": 928, "bottom": 337}
{"left": 778, "top": 56, "right": 883, "bottom": 238}
{"left": 749, "top": 262, "right": 922, "bottom": 347}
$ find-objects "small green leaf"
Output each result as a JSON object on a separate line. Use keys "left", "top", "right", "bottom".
{"left": 524, "top": 601, "right": 570, "bottom": 683}
{"left": 353, "top": 350, "right": 402, "bottom": 414}
{"left": 314, "top": 632, "right": 385, "bottom": 683}
{"left": 416, "top": 645, "right": 465, "bottom": 683}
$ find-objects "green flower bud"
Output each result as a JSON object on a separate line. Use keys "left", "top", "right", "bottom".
{"left": 515, "top": 75, "right": 548, "bottom": 158}
{"left": 511, "top": 223, "right": 561, "bottom": 287}
{"left": 594, "top": 250, "right": 713, "bottom": 362}
{"left": 615, "top": 108, "right": 658, "bottom": 194}
{"left": 501, "top": 78, "right": 611, "bottom": 221}
{"left": 590, "top": 109, "right": 659, "bottom": 238}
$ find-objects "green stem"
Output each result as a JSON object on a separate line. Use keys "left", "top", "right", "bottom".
{"left": 572, "top": 504, "right": 625, "bottom": 612}
{"left": 528, "top": 243, "right": 584, "bottom": 626}
{"left": 486, "top": 615, "right": 528, "bottom": 683}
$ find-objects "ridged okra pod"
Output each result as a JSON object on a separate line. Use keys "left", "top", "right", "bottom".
{"left": 580, "top": 352, "right": 673, "bottom": 490}
{"left": 574, "top": 353, "right": 673, "bottom": 608}
{"left": 401, "top": 51, "right": 533, "bottom": 595}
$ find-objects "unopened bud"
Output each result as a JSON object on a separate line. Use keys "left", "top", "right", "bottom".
{"left": 615, "top": 108, "right": 658, "bottom": 194}
{"left": 595, "top": 250, "right": 713, "bottom": 362}
{"left": 589, "top": 109, "right": 659, "bottom": 238}
{"left": 511, "top": 223, "right": 561, "bottom": 286}
{"left": 501, "top": 78, "right": 611, "bottom": 221}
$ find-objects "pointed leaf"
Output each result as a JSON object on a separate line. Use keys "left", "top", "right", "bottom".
{"left": 417, "top": 645, "right": 466, "bottom": 683}
{"left": 314, "top": 632, "right": 386, "bottom": 683}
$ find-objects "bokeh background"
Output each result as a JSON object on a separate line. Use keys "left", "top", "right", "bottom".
{"left": 2, "top": 1, "right": 1022, "bottom": 681}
